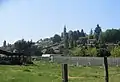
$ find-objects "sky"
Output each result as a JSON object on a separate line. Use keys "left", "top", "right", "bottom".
{"left": 0, "top": 0, "right": 120, "bottom": 46}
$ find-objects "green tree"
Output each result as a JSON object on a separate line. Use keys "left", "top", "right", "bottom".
{"left": 78, "top": 37, "right": 88, "bottom": 45}
{"left": 72, "top": 31, "right": 79, "bottom": 47}
{"left": 63, "top": 25, "right": 69, "bottom": 56}
{"left": 94, "top": 24, "right": 102, "bottom": 41}
{"left": 14, "top": 39, "right": 35, "bottom": 55}
{"left": 52, "top": 34, "right": 61, "bottom": 43}
{"left": 68, "top": 30, "right": 74, "bottom": 48}
{"left": 98, "top": 32, "right": 104, "bottom": 43}
{"left": 102, "top": 29, "right": 120, "bottom": 43}
{"left": 3, "top": 40, "right": 7, "bottom": 47}
{"left": 80, "top": 29, "right": 85, "bottom": 37}
{"left": 76, "top": 30, "right": 81, "bottom": 38}
{"left": 63, "top": 25, "right": 69, "bottom": 49}
{"left": 61, "top": 32, "right": 64, "bottom": 38}
{"left": 89, "top": 29, "right": 94, "bottom": 39}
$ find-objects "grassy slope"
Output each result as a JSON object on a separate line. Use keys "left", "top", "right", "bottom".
{"left": 0, "top": 61, "right": 120, "bottom": 82}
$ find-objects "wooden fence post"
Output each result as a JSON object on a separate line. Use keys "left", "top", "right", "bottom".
{"left": 62, "top": 64, "right": 68, "bottom": 82}
{"left": 104, "top": 56, "right": 109, "bottom": 82}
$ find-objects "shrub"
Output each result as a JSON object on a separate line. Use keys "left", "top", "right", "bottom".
{"left": 86, "top": 47, "right": 97, "bottom": 57}
{"left": 111, "top": 46, "right": 120, "bottom": 57}
{"left": 69, "top": 47, "right": 97, "bottom": 57}
{"left": 69, "top": 47, "right": 82, "bottom": 56}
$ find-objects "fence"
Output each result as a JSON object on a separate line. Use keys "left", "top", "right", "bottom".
{"left": 60, "top": 57, "right": 110, "bottom": 82}
{"left": 53, "top": 56, "right": 120, "bottom": 66}
{"left": 39, "top": 56, "right": 113, "bottom": 82}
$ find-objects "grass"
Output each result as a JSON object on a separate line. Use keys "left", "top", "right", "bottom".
{"left": 0, "top": 61, "right": 120, "bottom": 82}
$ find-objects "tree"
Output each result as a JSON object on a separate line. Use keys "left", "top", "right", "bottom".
{"left": 58, "top": 45, "right": 64, "bottom": 54}
{"left": 73, "top": 31, "right": 79, "bottom": 40}
{"left": 3, "top": 40, "right": 6, "bottom": 47}
{"left": 68, "top": 30, "right": 74, "bottom": 48}
{"left": 76, "top": 30, "right": 81, "bottom": 37}
{"left": 64, "top": 25, "right": 69, "bottom": 49}
{"left": 90, "top": 29, "right": 93, "bottom": 35}
{"left": 14, "top": 39, "right": 34, "bottom": 55}
{"left": 72, "top": 31, "right": 79, "bottom": 47}
{"left": 94, "top": 24, "right": 102, "bottom": 41}
{"left": 61, "top": 32, "right": 64, "bottom": 38}
{"left": 89, "top": 29, "right": 94, "bottom": 39}
{"left": 29, "top": 45, "right": 43, "bottom": 56}
{"left": 102, "top": 29, "right": 120, "bottom": 43}
{"left": 98, "top": 32, "right": 104, "bottom": 43}
{"left": 78, "top": 37, "right": 88, "bottom": 45}
{"left": 52, "top": 34, "right": 61, "bottom": 43}
{"left": 80, "top": 29, "right": 85, "bottom": 37}
{"left": 14, "top": 39, "right": 43, "bottom": 56}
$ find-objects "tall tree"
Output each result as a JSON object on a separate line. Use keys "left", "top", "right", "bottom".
{"left": 61, "top": 32, "right": 64, "bottom": 38}
{"left": 98, "top": 32, "right": 104, "bottom": 43}
{"left": 72, "top": 31, "right": 78, "bottom": 47}
{"left": 64, "top": 25, "right": 69, "bottom": 49}
{"left": 80, "top": 29, "right": 85, "bottom": 37}
{"left": 76, "top": 30, "right": 81, "bottom": 38}
{"left": 89, "top": 29, "right": 94, "bottom": 39}
{"left": 90, "top": 29, "right": 93, "bottom": 35}
{"left": 94, "top": 24, "right": 102, "bottom": 41}
{"left": 3, "top": 40, "right": 6, "bottom": 47}
{"left": 68, "top": 30, "right": 74, "bottom": 48}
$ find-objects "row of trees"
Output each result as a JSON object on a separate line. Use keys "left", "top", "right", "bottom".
{"left": 50, "top": 24, "right": 120, "bottom": 57}
{"left": 2, "top": 24, "right": 120, "bottom": 57}
{"left": 51, "top": 24, "right": 120, "bottom": 46}
{"left": 2, "top": 39, "right": 42, "bottom": 56}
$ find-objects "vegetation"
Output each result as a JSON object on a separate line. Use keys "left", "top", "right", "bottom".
{"left": 111, "top": 46, "right": 120, "bottom": 57}
{"left": 0, "top": 61, "right": 119, "bottom": 82}
{"left": 1, "top": 24, "right": 120, "bottom": 57}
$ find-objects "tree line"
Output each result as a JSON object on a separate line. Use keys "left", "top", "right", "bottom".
{"left": 1, "top": 24, "right": 120, "bottom": 57}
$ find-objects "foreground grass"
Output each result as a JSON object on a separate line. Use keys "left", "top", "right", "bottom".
{"left": 0, "top": 61, "right": 120, "bottom": 82}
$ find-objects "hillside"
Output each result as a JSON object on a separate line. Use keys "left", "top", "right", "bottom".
{"left": 1, "top": 24, "right": 120, "bottom": 57}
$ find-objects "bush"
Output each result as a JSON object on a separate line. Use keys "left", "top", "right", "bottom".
{"left": 86, "top": 47, "right": 97, "bottom": 57}
{"left": 69, "top": 47, "right": 97, "bottom": 57}
{"left": 111, "top": 46, "right": 120, "bottom": 57}
{"left": 69, "top": 47, "right": 82, "bottom": 56}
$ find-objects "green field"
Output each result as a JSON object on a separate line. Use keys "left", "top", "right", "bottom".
{"left": 0, "top": 61, "right": 120, "bottom": 82}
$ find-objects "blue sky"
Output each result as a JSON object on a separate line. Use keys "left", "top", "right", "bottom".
{"left": 0, "top": 0, "right": 120, "bottom": 46}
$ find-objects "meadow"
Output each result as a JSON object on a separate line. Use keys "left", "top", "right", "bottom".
{"left": 0, "top": 61, "right": 120, "bottom": 82}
